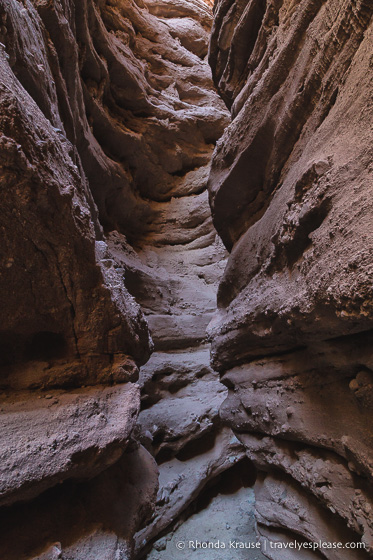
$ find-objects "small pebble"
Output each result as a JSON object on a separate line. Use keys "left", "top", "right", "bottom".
{"left": 349, "top": 379, "right": 359, "bottom": 391}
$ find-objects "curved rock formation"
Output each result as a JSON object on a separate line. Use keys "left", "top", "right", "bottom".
{"left": 0, "top": 0, "right": 245, "bottom": 558}
{"left": 0, "top": 0, "right": 161, "bottom": 556}
{"left": 208, "top": 0, "right": 373, "bottom": 556}
{"left": 0, "top": 0, "right": 372, "bottom": 558}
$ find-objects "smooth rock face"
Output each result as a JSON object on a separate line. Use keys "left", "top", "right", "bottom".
{"left": 0, "top": 0, "right": 162, "bottom": 555}
{"left": 0, "top": 0, "right": 152, "bottom": 388}
{"left": 208, "top": 0, "right": 373, "bottom": 555}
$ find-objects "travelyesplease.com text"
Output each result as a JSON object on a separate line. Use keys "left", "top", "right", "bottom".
{"left": 176, "top": 539, "right": 366, "bottom": 552}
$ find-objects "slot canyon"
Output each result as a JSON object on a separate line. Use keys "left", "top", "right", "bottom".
{"left": 0, "top": 0, "right": 372, "bottom": 558}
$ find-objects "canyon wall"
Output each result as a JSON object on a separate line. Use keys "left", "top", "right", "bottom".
{"left": 0, "top": 1, "right": 160, "bottom": 557}
{"left": 0, "top": 0, "right": 244, "bottom": 558}
{"left": 208, "top": 0, "right": 373, "bottom": 557}
{"left": 1, "top": 0, "right": 372, "bottom": 558}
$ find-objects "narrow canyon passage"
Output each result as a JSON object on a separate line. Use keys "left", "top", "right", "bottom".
{"left": 102, "top": 2, "right": 264, "bottom": 553}
{"left": 0, "top": 0, "right": 372, "bottom": 559}
{"left": 0, "top": 0, "right": 262, "bottom": 557}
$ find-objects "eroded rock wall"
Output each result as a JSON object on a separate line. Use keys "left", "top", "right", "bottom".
{"left": 0, "top": 0, "right": 243, "bottom": 558}
{"left": 2, "top": 0, "right": 371, "bottom": 557}
{"left": 0, "top": 1, "right": 163, "bottom": 557}
{"left": 208, "top": 0, "right": 373, "bottom": 556}
{"left": 97, "top": 1, "right": 246, "bottom": 553}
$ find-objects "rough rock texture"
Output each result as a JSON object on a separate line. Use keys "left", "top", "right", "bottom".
{"left": 147, "top": 471, "right": 267, "bottom": 560}
{"left": 99, "top": 1, "right": 251, "bottom": 551}
{"left": 208, "top": 0, "right": 373, "bottom": 556}
{"left": 0, "top": 383, "right": 139, "bottom": 507}
{"left": 0, "top": 0, "right": 249, "bottom": 558}
{"left": 0, "top": 445, "right": 158, "bottom": 560}
{"left": 0, "top": 0, "right": 164, "bottom": 556}
{"left": 136, "top": 429, "right": 245, "bottom": 554}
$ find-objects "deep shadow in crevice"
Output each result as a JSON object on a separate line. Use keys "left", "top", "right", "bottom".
{"left": 138, "top": 457, "right": 258, "bottom": 560}
{"left": 0, "top": 330, "right": 68, "bottom": 369}
{"left": 24, "top": 331, "right": 68, "bottom": 361}
{"left": 175, "top": 430, "right": 217, "bottom": 462}
{"left": 193, "top": 457, "right": 257, "bottom": 514}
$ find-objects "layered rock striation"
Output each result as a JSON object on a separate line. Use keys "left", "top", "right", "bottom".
{"left": 0, "top": 0, "right": 162, "bottom": 557}
{"left": 208, "top": 0, "right": 373, "bottom": 556}
{"left": 1, "top": 0, "right": 372, "bottom": 558}
{"left": 0, "top": 0, "right": 246, "bottom": 558}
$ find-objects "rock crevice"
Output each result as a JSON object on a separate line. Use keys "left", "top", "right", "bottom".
{"left": 0, "top": 0, "right": 372, "bottom": 558}
{"left": 0, "top": 1, "right": 246, "bottom": 558}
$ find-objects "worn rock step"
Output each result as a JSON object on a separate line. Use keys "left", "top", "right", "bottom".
{"left": 135, "top": 427, "right": 245, "bottom": 554}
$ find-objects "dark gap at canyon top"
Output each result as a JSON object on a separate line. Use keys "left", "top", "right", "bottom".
{"left": 0, "top": 1, "right": 372, "bottom": 559}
